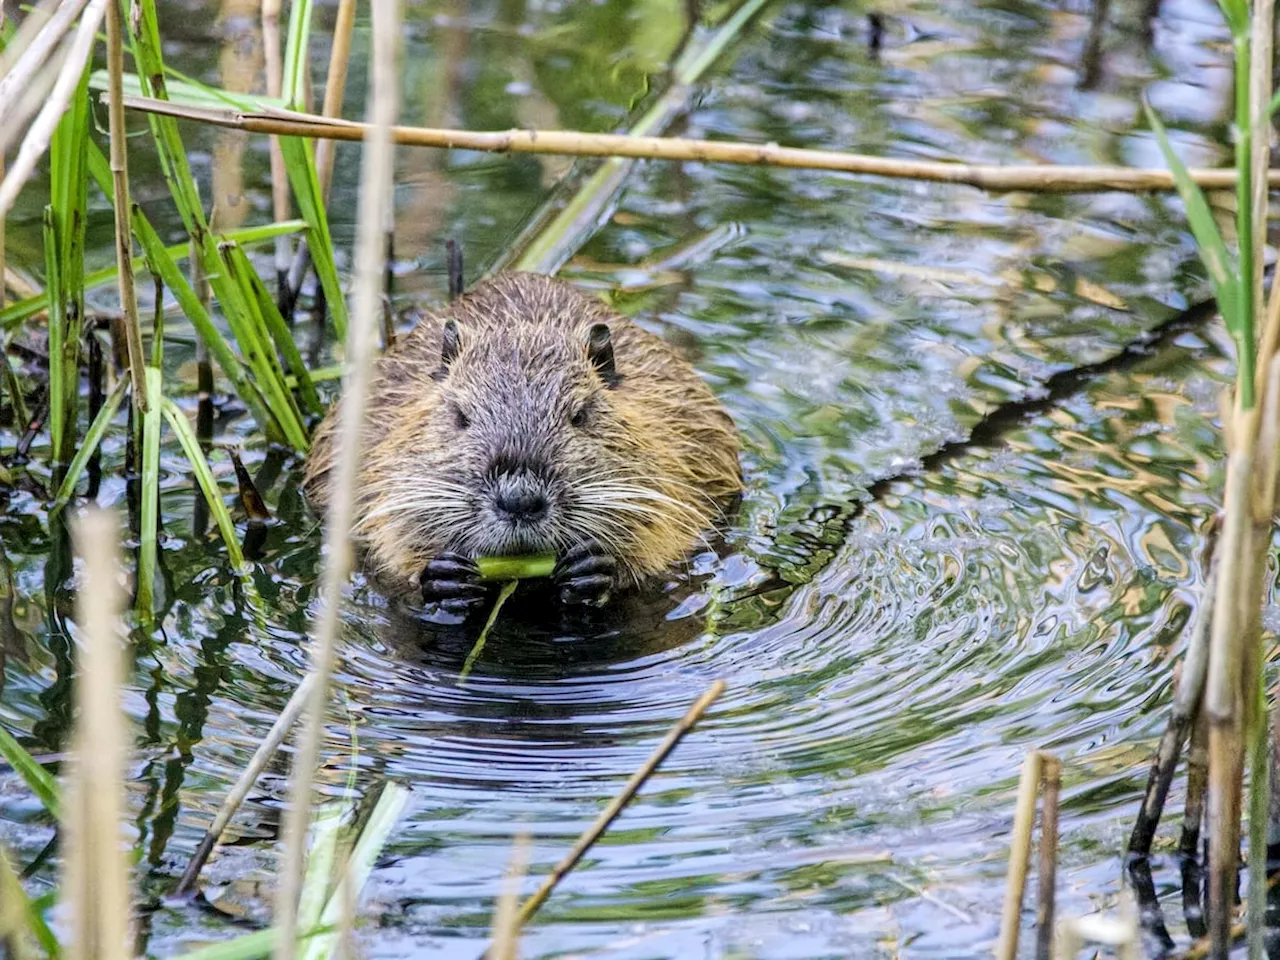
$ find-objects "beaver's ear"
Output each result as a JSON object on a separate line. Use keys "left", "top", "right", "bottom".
{"left": 586, "top": 323, "right": 620, "bottom": 388}
{"left": 433, "top": 319, "right": 461, "bottom": 381}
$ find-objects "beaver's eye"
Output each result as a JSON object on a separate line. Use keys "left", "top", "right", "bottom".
{"left": 570, "top": 405, "right": 589, "bottom": 428}
{"left": 453, "top": 406, "right": 471, "bottom": 430}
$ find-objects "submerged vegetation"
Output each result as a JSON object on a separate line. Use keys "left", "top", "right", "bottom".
{"left": 3, "top": 0, "right": 1280, "bottom": 956}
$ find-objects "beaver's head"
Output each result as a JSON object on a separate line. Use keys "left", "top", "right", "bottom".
{"left": 357, "top": 302, "right": 707, "bottom": 587}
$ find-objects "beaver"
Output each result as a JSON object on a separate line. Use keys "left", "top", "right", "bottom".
{"left": 303, "top": 272, "right": 742, "bottom": 611}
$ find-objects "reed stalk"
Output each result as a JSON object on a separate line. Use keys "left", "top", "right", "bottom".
{"left": 997, "top": 751, "right": 1042, "bottom": 960}
{"left": 1128, "top": 543, "right": 1218, "bottom": 856}
{"left": 135, "top": 366, "right": 163, "bottom": 617}
{"left": 175, "top": 674, "right": 316, "bottom": 895}
{"left": 1036, "top": 755, "right": 1062, "bottom": 960}
{"left": 314, "top": 0, "right": 356, "bottom": 198}
{"left": 490, "top": 834, "right": 530, "bottom": 960}
{"left": 0, "top": 0, "right": 88, "bottom": 130}
{"left": 514, "top": 680, "right": 725, "bottom": 931}
{"left": 105, "top": 0, "right": 147, "bottom": 413}
{"left": 0, "top": 0, "right": 105, "bottom": 220}
{"left": 262, "top": 0, "right": 292, "bottom": 301}
{"left": 63, "top": 508, "right": 130, "bottom": 960}
{"left": 118, "top": 93, "right": 1280, "bottom": 195}
{"left": 272, "top": 0, "right": 400, "bottom": 953}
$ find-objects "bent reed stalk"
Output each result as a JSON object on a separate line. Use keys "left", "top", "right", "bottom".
{"left": 118, "top": 93, "right": 1280, "bottom": 194}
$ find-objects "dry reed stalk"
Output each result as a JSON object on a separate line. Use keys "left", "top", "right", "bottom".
{"left": 261, "top": 0, "right": 291, "bottom": 294}
{"left": 314, "top": 0, "right": 357, "bottom": 198}
{"left": 1036, "top": 754, "right": 1062, "bottom": 960}
{"left": 490, "top": 834, "right": 531, "bottom": 960}
{"left": 0, "top": 0, "right": 87, "bottom": 128}
{"left": 119, "top": 94, "right": 1280, "bottom": 194}
{"left": 63, "top": 508, "right": 130, "bottom": 960}
{"left": 1204, "top": 406, "right": 1255, "bottom": 957}
{"left": 271, "top": 0, "right": 400, "bottom": 953}
{"left": 105, "top": 0, "right": 147, "bottom": 412}
{"left": 514, "top": 680, "right": 724, "bottom": 930}
{"left": 1128, "top": 525, "right": 1219, "bottom": 856}
{"left": 175, "top": 673, "right": 316, "bottom": 895}
{"left": 1183, "top": 706, "right": 1211, "bottom": 860}
{"left": 996, "top": 751, "right": 1042, "bottom": 960}
{"left": 0, "top": 0, "right": 106, "bottom": 219}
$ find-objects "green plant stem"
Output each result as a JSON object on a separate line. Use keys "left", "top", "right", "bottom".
{"left": 50, "top": 376, "right": 128, "bottom": 511}
{"left": 1234, "top": 32, "right": 1255, "bottom": 410}
{"left": 161, "top": 398, "right": 248, "bottom": 570}
{"left": 136, "top": 366, "right": 163, "bottom": 617}
{"left": 41, "top": 206, "right": 64, "bottom": 462}
{"left": 0, "top": 220, "right": 306, "bottom": 330}
{"left": 0, "top": 727, "right": 60, "bottom": 817}
{"left": 476, "top": 554, "right": 556, "bottom": 582}
{"left": 459, "top": 580, "right": 519, "bottom": 681}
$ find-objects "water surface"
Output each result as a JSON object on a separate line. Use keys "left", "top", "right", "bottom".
{"left": 0, "top": 0, "right": 1249, "bottom": 955}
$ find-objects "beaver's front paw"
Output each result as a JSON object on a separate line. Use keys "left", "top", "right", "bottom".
{"left": 554, "top": 540, "right": 617, "bottom": 607}
{"left": 420, "top": 552, "right": 488, "bottom": 613}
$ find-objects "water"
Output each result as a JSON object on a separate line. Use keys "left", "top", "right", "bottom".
{"left": 0, "top": 0, "right": 1251, "bottom": 955}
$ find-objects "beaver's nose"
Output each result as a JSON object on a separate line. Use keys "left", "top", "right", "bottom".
{"left": 494, "top": 476, "right": 548, "bottom": 520}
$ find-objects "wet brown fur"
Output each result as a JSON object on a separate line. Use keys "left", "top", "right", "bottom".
{"left": 303, "top": 273, "right": 741, "bottom": 595}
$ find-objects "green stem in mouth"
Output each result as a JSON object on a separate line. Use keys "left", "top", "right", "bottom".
{"left": 475, "top": 553, "right": 557, "bottom": 582}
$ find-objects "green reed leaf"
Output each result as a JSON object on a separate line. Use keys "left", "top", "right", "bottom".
{"left": 161, "top": 398, "right": 247, "bottom": 571}
{"left": 276, "top": 136, "right": 348, "bottom": 339}
{"left": 130, "top": 209, "right": 284, "bottom": 443}
{"left": 1144, "top": 101, "right": 1243, "bottom": 337}
{"left": 50, "top": 377, "right": 129, "bottom": 512}
{"left": 137, "top": 366, "right": 164, "bottom": 617}
{"left": 0, "top": 727, "right": 59, "bottom": 818}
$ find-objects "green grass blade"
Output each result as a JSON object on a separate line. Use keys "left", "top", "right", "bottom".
{"left": 298, "top": 783, "right": 411, "bottom": 960}
{"left": 88, "top": 69, "right": 287, "bottom": 111}
{"left": 50, "top": 376, "right": 129, "bottom": 511}
{"left": 459, "top": 581, "right": 519, "bottom": 681}
{"left": 1216, "top": 0, "right": 1248, "bottom": 37}
{"left": 217, "top": 244, "right": 310, "bottom": 450}
{"left": 1144, "top": 101, "right": 1243, "bottom": 336}
{"left": 137, "top": 365, "right": 164, "bottom": 617}
{"left": 161, "top": 397, "right": 247, "bottom": 571}
{"left": 131, "top": 209, "right": 284, "bottom": 442}
{"left": 1, "top": 221, "right": 307, "bottom": 331}
{"left": 225, "top": 242, "right": 321, "bottom": 416}
{"left": 49, "top": 67, "right": 90, "bottom": 462}
{"left": 175, "top": 925, "right": 332, "bottom": 960}
{"left": 0, "top": 727, "right": 60, "bottom": 818}
{"left": 128, "top": 0, "right": 208, "bottom": 234}
{"left": 298, "top": 803, "right": 344, "bottom": 933}
{"left": 42, "top": 207, "right": 65, "bottom": 463}
{"left": 1, "top": 335, "right": 29, "bottom": 430}
{"left": 281, "top": 0, "right": 314, "bottom": 109}
{"left": 0, "top": 843, "right": 60, "bottom": 958}
{"left": 276, "top": 136, "right": 348, "bottom": 338}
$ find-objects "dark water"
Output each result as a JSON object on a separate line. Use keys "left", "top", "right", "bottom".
{"left": 0, "top": 0, "right": 1252, "bottom": 955}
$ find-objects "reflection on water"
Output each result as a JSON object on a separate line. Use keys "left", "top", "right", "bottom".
{"left": 0, "top": 0, "right": 1250, "bottom": 956}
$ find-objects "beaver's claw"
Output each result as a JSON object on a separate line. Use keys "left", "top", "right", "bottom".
{"left": 555, "top": 541, "right": 617, "bottom": 607}
{"left": 420, "top": 552, "right": 487, "bottom": 612}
